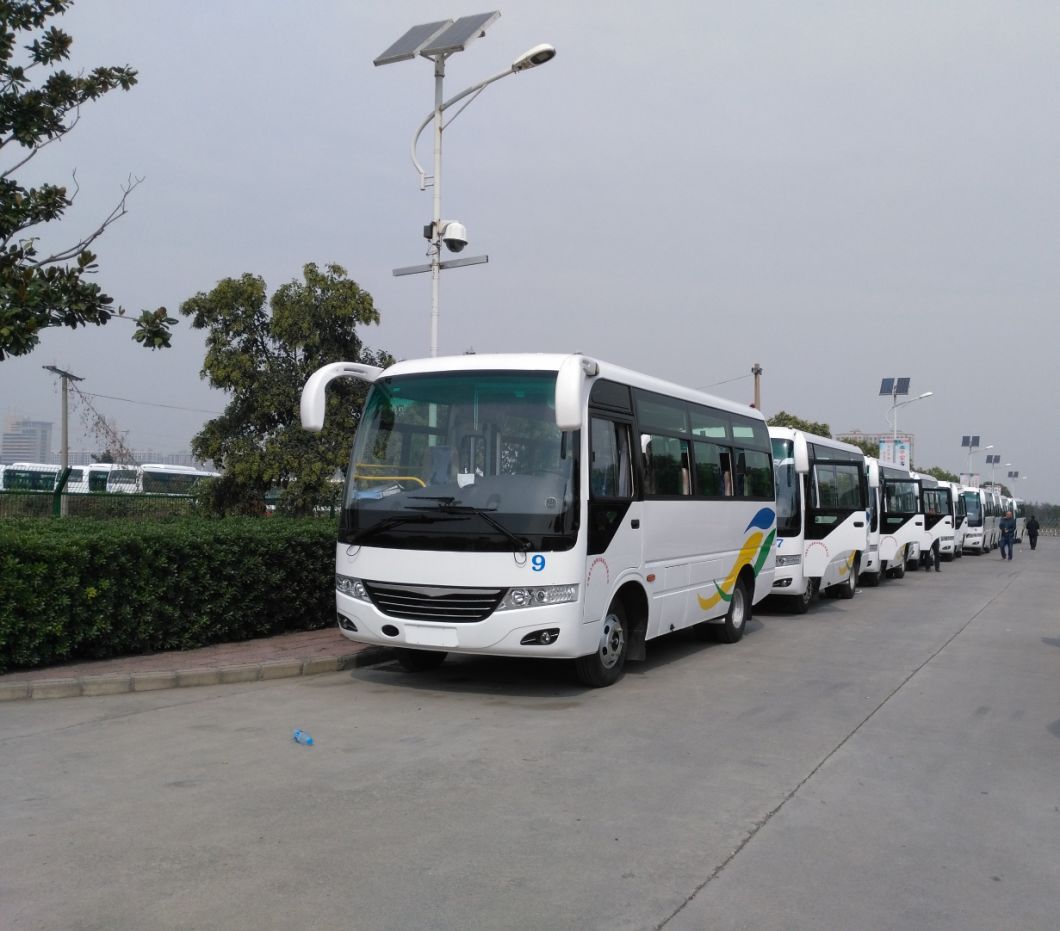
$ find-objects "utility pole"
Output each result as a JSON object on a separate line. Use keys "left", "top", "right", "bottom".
{"left": 42, "top": 365, "right": 83, "bottom": 516}
{"left": 751, "top": 363, "right": 763, "bottom": 410}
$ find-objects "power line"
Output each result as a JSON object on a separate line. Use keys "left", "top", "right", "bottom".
{"left": 79, "top": 391, "right": 222, "bottom": 415}
{"left": 695, "top": 373, "right": 753, "bottom": 390}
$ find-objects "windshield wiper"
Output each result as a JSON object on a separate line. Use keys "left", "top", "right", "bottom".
{"left": 351, "top": 512, "right": 464, "bottom": 544}
{"left": 408, "top": 499, "right": 533, "bottom": 553}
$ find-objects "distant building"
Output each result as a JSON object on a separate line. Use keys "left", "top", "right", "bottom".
{"left": 1, "top": 417, "right": 53, "bottom": 465}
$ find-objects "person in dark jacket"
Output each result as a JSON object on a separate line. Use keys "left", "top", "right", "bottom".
{"left": 998, "top": 510, "right": 1017, "bottom": 560}
{"left": 1026, "top": 514, "right": 1040, "bottom": 550}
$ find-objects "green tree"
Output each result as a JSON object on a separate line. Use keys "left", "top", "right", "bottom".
{"left": 767, "top": 411, "right": 831, "bottom": 438}
{"left": 0, "top": 0, "right": 175, "bottom": 359}
{"left": 919, "top": 465, "right": 959, "bottom": 483}
{"left": 180, "top": 262, "right": 392, "bottom": 515}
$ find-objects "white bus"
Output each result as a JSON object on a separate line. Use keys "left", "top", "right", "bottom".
{"left": 959, "top": 486, "right": 993, "bottom": 554}
{"left": 913, "top": 472, "right": 955, "bottom": 566}
{"left": 4, "top": 462, "right": 112, "bottom": 493}
{"left": 860, "top": 457, "right": 885, "bottom": 586}
{"left": 878, "top": 464, "right": 922, "bottom": 578}
{"left": 769, "top": 428, "right": 867, "bottom": 611}
{"left": 301, "top": 353, "right": 778, "bottom": 687}
{"left": 937, "top": 479, "right": 966, "bottom": 559}
{"left": 106, "top": 464, "right": 218, "bottom": 495}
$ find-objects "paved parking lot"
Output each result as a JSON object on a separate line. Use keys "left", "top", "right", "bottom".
{"left": 2, "top": 542, "right": 1057, "bottom": 930}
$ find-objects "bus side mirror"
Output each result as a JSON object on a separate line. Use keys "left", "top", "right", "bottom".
{"left": 793, "top": 436, "right": 810, "bottom": 474}
{"left": 300, "top": 361, "right": 383, "bottom": 432}
{"left": 555, "top": 355, "right": 598, "bottom": 431}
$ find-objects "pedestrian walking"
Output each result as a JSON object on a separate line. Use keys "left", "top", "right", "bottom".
{"left": 1026, "top": 514, "right": 1040, "bottom": 550}
{"left": 998, "top": 509, "right": 1017, "bottom": 560}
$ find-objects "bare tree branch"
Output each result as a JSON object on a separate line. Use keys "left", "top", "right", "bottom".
{"left": 31, "top": 173, "right": 144, "bottom": 266}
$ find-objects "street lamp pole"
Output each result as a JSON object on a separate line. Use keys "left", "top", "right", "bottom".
{"left": 890, "top": 390, "right": 933, "bottom": 441}
{"left": 376, "top": 15, "right": 555, "bottom": 357}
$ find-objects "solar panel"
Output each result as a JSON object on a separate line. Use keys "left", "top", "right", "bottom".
{"left": 986, "top": 454, "right": 1001, "bottom": 464}
{"left": 894, "top": 377, "right": 910, "bottom": 396}
{"left": 971, "top": 435, "right": 980, "bottom": 447}
{"left": 418, "top": 11, "right": 500, "bottom": 56}
{"left": 374, "top": 20, "right": 452, "bottom": 66}
{"left": 879, "top": 378, "right": 894, "bottom": 396}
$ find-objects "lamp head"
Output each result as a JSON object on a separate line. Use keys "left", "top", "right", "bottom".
{"left": 512, "top": 43, "right": 556, "bottom": 72}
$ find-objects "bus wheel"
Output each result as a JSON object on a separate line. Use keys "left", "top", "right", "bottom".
{"left": 715, "top": 579, "right": 749, "bottom": 643}
{"left": 396, "top": 648, "right": 447, "bottom": 672}
{"left": 837, "top": 563, "right": 858, "bottom": 599}
{"left": 575, "top": 601, "right": 628, "bottom": 688}
{"left": 891, "top": 558, "right": 906, "bottom": 579}
{"left": 862, "top": 570, "right": 879, "bottom": 588}
{"left": 792, "top": 580, "right": 814, "bottom": 614}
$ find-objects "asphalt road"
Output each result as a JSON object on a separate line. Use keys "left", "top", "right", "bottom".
{"left": 2, "top": 542, "right": 1058, "bottom": 931}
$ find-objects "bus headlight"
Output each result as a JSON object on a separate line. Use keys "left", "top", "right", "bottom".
{"left": 776, "top": 555, "right": 802, "bottom": 567}
{"left": 336, "top": 574, "right": 370, "bottom": 602}
{"left": 497, "top": 584, "right": 579, "bottom": 610}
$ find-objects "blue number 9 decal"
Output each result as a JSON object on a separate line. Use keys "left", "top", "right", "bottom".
{"left": 531, "top": 554, "right": 546, "bottom": 572}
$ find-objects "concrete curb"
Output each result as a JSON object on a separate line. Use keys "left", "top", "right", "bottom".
{"left": 0, "top": 648, "right": 395, "bottom": 702}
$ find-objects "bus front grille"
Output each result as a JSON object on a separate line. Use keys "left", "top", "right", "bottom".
{"left": 363, "top": 581, "right": 505, "bottom": 623}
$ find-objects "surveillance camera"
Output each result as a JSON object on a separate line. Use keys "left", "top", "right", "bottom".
{"left": 440, "top": 221, "right": 468, "bottom": 253}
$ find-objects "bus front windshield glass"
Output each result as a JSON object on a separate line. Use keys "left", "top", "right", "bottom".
{"left": 885, "top": 480, "right": 919, "bottom": 514}
{"left": 770, "top": 439, "right": 801, "bottom": 537}
{"left": 962, "top": 491, "right": 983, "bottom": 526}
{"left": 342, "top": 371, "right": 579, "bottom": 551}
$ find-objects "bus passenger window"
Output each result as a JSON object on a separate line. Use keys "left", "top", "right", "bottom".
{"left": 719, "top": 451, "right": 734, "bottom": 496}
{"left": 642, "top": 434, "right": 691, "bottom": 496}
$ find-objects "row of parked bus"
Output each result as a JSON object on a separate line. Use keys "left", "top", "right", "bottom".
{"left": 769, "top": 428, "right": 1024, "bottom": 613}
{"left": 299, "top": 352, "right": 1030, "bottom": 687}
{"left": 0, "top": 462, "right": 219, "bottom": 496}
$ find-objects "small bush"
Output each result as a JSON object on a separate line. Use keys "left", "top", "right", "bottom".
{"left": 0, "top": 517, "right": 338, "bottom": 672}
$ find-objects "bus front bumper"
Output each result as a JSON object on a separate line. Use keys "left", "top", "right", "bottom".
{"left": 334, "top": 592, "right": 597, "bottom": 659}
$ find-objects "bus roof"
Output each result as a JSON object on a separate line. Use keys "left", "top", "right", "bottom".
{"left": 379, "top": 353, "right": 767, "bottom": 423}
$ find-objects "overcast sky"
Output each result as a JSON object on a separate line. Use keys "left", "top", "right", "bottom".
{"left": 1, "top": 0, "right": 1056, "bottom": 500}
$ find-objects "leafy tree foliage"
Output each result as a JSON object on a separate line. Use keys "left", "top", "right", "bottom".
{"left": 767, "top": 410, "right": 831, "bottom": 438}
{"left": 919, "top": 465, "right": 959, "bottom": 483}
{"left": 180, "top": 262, "right": 392, "bottom": 516}
{"left": 0, "top": 0, "right": 175, "bottom": 359}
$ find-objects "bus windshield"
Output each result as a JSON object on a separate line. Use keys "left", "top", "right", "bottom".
{"left": 885, "top": 480, "right": 919, "bottom": 515}
{"left": 770, "top": 439, "right": 801, "bottom": 537}
{"left": 342, "top": 370, "right": 579, "bottom": 551}
{"left": 962, "top": 491, "right": 983, "bottom": 526}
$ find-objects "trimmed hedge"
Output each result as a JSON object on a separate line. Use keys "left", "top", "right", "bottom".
{"left": 0, "top": 518, "right": 337, "bottom": 673}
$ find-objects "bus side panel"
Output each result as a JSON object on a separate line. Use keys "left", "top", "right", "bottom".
{"left": 641, "top": 500, "right": 775, "bottom": 641}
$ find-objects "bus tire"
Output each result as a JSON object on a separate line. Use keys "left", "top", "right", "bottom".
{"left": 792, "top": 580, "right": 815, "bottom": 614}
{"left": 575, "top": 600, "right": 628, "bottom": 688}
{"left": 715, "top": 578, "right": 750, "bottom": 643}
{"left": 862, "top": 570, "right": 879, "bottom": 588}
{"left": 396, "top": 648, "right": 447, "bottom": 672}
{"left": 837, "top": 562, "right": 858, "bottom": 599}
